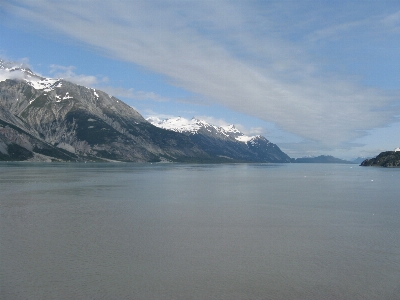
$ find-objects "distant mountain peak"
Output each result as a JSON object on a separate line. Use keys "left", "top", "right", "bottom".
{"left": 220, "top": 124, "right": 238, "bottom": 132}
{"left": 145, "top": 116, "right": 290, "bottom": 162}
{"left": 147, "top": 116, "right": 261, "bottom": 144}
{"left": 0, "top": 59, "right": 29, "bottom": 71}
{"left": 1, "top": 59, "right": 63, "bottom": 92}
{"left": 147, "top": 116, "right": 206, "bottom": 134}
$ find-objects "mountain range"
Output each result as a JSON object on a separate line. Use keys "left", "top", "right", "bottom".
{"left": 291, "top": 155, "right": 355, "bottom": 164}
{"left": 2, "top": 59, "right": 383, "bottom": 165}
{"left": 0, "top": 59, "right": 291, "bottom": 163}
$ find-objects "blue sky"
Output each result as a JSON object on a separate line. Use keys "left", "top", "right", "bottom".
{"left": 1, "top": 0, "right": 399, "bottom": 159}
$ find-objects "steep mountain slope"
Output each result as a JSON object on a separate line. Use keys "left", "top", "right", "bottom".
{"left": 0, "top": 60, "right": 211, "bottom": 162}
{"left": 1, "top": 59, "right": 291, "bottom": 163}
{"left": 148, "top": 117, "right": 291, "bottom": 162}
{"left": 361, "top": 151, "right": 400, "bottom": 167}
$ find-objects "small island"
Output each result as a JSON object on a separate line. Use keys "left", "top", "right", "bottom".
{"left": 360, "top": 150, "right": 400, "bottom": 167}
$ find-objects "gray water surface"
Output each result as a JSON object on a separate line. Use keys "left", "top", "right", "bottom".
{"left": 1, "top": 163, "right": 399, "bottom": 299}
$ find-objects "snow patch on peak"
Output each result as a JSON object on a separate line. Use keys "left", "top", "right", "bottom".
{"left": 92, "top": 89, "right": 99, "bottom": 98}
{"left": 146, "top": 116, "right": 163, "bottom": 124}
{"left": 221, "top": 124, "right": 240, "bottom": 134}
{"left": 0, "top": 63, "right": 27, "bottom": 82}
{"left": 26, "top": 78, "right": 62, "bottom": 91}
{"left": 0, "top": 59, "right": 29, "bottom": 72}
{"left": 62, "top": 92, "right": 73, "bottom": 100}
{"left": 148, "top": 116, "right": 259, "bottom": 144}
{"left": 395, "top": 147, "right": 400, "bottom": 152}
{"left": 149, "top": 116, "right": 206, "bottom": 134}
{"left": 235, "top": 135, "right": 255, "bottom": 143}
{"left": 0, "top": 59, "right": 62, "bottom": 91}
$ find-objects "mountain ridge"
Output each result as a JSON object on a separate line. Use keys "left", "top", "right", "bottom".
{"left": 291, "top": 155, "right": 355, "bottom": 164}
{"left": 1, "top": 60, "right": 291, "bottom": 163}
{"left": 148, "top": 116, "right": 291, "bottom": 163}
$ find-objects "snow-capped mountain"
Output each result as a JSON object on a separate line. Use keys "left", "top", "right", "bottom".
{"left": 148, "top": 116, "right": 257, "bottom": 142}
{"left": 147, "top": 116, "right": 211, "bottom": 134}
{"left": 1, "top": 59, "right": 291, "bottom": 162}
{"left": 0, "top": 59, "right": 62, "bottom": 92}
{"left": 148, "top": 116, "right": 291, "bottom": 163}
{"left": 1, "top": 60, "right": 209, "bottom": 162}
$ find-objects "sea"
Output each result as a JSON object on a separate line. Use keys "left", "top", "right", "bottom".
{"left": 1, "top": 162, "right": 399, "bottom": 300}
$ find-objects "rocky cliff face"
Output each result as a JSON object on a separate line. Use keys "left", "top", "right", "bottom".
{"left": 1, "top": 60, "right": 290, "bottom": 163}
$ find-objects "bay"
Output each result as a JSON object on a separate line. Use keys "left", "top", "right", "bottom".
{"left": 1, "top": 163, "right": 399, "bottom": 299}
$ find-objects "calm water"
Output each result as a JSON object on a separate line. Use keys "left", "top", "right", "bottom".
{"left": 1, "top": 163, "right": 399, "bottom": 300}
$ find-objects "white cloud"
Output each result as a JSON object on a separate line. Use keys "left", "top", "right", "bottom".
{"left": 194, "top": 116, "right": 230, "bottom": 128}
{"left": 48, "top": 64, "right": 168, "bottom": 101}
{"left": 143, "top": 110, "right": 177, "bottom": 121}
{"left": 247, "top": 127, "right": 265, "bottom": 136}
{"left": 307, "top": 19, "right": 368, "bottom": 42}
{"left": 0, "top": 58, "right": 31, "bottom": 81}
{"left": 381, "top": 10, "right": 400, "bottom": 33}
{"left": 0, "top": 68, "right": 25, "bottom": 82}
{"left": 5, "top": 0, "right": 400, "bottom": 151}
{"left": 100, "top": 86, "right": 169, "bottom": 102}
{"left": 49, "top": 64, "right": 106, "bottom": 86}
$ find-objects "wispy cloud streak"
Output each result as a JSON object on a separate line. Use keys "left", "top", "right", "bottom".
{"left": 49, "top": 64, "right": 106, "bottom": 86}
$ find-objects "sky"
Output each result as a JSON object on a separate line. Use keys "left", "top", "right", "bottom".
{"left": 1, "top": 0, "right": 399, "bottom": 159}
